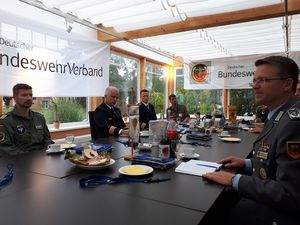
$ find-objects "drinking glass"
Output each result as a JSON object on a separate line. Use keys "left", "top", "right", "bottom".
{"left": 65, "top": 134, "right": 75, "bottom": 148}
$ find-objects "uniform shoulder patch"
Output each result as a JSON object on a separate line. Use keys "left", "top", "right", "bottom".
{"left": 287, "top": 141, "right": 300, "bottom": 159}
{"left": 288, "top": 108, "right": 300, "bottom": 120}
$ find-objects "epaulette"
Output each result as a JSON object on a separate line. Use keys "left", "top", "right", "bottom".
{"left": 0, "top": 114, "right": 8, "bottom": 120}
{"left": 288, "top": 108, "right": 300, "bottom": 120}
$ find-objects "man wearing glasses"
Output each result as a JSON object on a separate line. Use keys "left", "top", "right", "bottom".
{"left": 93, "top": 86, "right": 129, "bottom": 137}
{"left": 0, "top": 83, "right": 53, "bottom": 156}
{"left": 203, "top": 56, "right": 300, "bottom": 225}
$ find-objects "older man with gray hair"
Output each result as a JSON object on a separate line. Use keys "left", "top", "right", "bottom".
{"left": 93, "top": 86, "right": 129, "bottom": 137}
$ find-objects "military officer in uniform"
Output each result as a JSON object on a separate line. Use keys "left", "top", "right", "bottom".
{"left": 139, "top": 89, "right": 157, "bottom": 130}
{"left": 0, "top": 83, "right": 53, "bottom": 156}
{"left": 203, "top": 56, "right": 300, "bottom": 225}
{"left": 167, "top": 94, "right": 190, "bottom": 122}
{"left": 93, "top": 86, "right": 129, "bottom": 138}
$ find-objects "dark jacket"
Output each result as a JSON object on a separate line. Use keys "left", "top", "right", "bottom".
{"left": 139, "top": 102, "right": 157, "bottom": 130}
{"left": 93, "top": 102, "right": 126, "bottom": 137}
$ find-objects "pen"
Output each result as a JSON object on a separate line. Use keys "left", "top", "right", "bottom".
{"left": 196, "top": 163, "right": 218, "bottom": 169}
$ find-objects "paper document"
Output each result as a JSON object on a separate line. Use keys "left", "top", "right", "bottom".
{"left": 175, "top": 159, "right": 222, "bottom": 176}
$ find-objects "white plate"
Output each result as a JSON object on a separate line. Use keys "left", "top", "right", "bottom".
{"left": 46, "top": 148, "right": 66, "bottom": 154}
{"left": 220, "top": 137, "right": 241, "bottom": 142}
{"left": 61, "top": 143, "right": 77, "bottom": 149}
{"left": 179, "top": 153, "right": 200, "bottom": 159}
{"left": 119, "top": 165, "right": 153, "bottom": 176}
{"left": 218, "top": 134, "right": 231, "bottom": 137}
{"left": 74, "top": 159, "right": 115, "bottom": 170}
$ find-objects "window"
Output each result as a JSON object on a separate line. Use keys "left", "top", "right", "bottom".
{"left": 175, "top": 68, "right": 223, "bottom": 116}
{"left": 145, "top": 63, "right": 167, "bottom": 117}
{"left": 109, "top": 52, "right": 139, "bottom": 115}
{"left": 230, "top": 89, "right": 256, "bottom": 116}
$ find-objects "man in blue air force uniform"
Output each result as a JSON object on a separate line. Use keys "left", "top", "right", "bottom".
{"left": 203, "top": 56, "right": 300, "bottom": 225}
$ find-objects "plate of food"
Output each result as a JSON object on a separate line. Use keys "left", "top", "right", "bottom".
{"left": 75, "top": 159, "right": 115, "bottom": 170}
{"left": 220, "top": 137, "right": 241, "bottom": 142}
{"left": 119, "top": 165, "right": 153, "bottom": 176}
{"left": 66, "top": 148, "right": 114, "bottom": 170}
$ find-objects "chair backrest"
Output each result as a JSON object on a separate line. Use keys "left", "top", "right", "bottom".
{"left": 88, "top": 111, "right": 98, "bottom": 140}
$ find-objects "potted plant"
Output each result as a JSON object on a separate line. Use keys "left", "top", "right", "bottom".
{"left": 51, "top": 100, "right": 60, "bottom": 129}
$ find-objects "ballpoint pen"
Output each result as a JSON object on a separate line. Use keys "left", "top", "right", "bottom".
{"left": 196, "top": 163, "right": 219, "bottom": 169}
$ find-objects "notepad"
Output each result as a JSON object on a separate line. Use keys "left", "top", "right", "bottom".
{"left": 175, "top": 159, "right": 222, "bottom": 176}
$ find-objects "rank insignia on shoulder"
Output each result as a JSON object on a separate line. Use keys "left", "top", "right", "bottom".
{"left": 0, "top": 132, "right": 5, "bottom": 143}
{"left": 0, "top": 114, "right": 7, "bottom": 120}
{"left": 287, "top": 141, "right": 300, "bottom": 159}
{"left": 288, "top": 108, "right": 300, "bottom": 120}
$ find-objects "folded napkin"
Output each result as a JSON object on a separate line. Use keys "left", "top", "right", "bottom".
{"left": 178, "top": 122, "right": 190, "bottom": 127}
{"left": 179, "top": 140, "right": 211, "bottom": 147}
{"left": 132, "top": 154, "right": 176, "bottom": 170}
{"left": 133, "top": 154, "right": 174, "bottom": 163}
{"left": 186, "top": 133, "right": 212, "bottom": 141}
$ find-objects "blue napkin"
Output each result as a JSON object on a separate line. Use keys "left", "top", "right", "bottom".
{"left": 178, "top": 122, "right": 190, "bottom": 127}
{"left": 133, "top": 154, "right": 174, "bottom": 163}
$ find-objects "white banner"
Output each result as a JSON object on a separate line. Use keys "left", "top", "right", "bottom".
{"left": 184, "top": 52, "right": 300, "bottom": 90}
{"left": 0, "top": 10, "right": 110, "bottom": 97}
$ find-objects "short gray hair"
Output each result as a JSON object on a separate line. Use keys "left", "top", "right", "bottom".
{"left": 105, "top": 86, "right": 119, "bottom": 96}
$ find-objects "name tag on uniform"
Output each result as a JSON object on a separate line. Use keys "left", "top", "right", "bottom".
{"left": 257, "top": 151, "right": 268, "bottom": 160}
{"left": 35, "top": 125, "right": 43, "bottom": 129}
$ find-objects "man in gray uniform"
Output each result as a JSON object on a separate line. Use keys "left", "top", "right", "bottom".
{"left": 0, "top": 83, "right": 53, "bottom": 156}
{"left": 203, "top": 56, "right": 300, "bottom": 225}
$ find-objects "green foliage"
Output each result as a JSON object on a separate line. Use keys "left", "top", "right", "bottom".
{"left": 149, "top": 92, "right": 165, "bottom": 114}
{"left": 50, "top": 98, "right": 86, "bottom": 123}
{"left": 175, "top": 88, "right": 221, "bottom": 115}
{"left": 230, "top": 89, "right": 256, "bottom": 116}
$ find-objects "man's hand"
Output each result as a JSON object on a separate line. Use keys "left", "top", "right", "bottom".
{"left": 202, "top": 171, "right": 235, "bottom": 186}
{"left": 217, "top": 156, "right": 245, "bottom": 169}
{"left": 121, "top": 129, "right": 129, "bottom": 136}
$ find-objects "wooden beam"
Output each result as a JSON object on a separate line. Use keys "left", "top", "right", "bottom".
{"left": 98, "top": 0, "right": 300, "bottom": 42}
{"left": 140, "top": 58, "right": 146, "bottom": 90}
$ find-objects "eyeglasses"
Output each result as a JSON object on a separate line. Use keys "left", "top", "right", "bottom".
{"left": 249, "top": 77, "right": 289, "bottom": 87}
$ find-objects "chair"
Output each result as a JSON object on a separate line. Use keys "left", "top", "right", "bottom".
{"left": 88, "top": 111, "right": 98, "bottom": 140}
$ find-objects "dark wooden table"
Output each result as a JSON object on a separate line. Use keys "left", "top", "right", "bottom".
{"left": 0, "top": 130, "right": 257, "bottom": 225}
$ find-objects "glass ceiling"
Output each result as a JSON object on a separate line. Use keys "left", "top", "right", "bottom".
{"left": 34, "top": 0, "right": 300, "bottom": 61}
